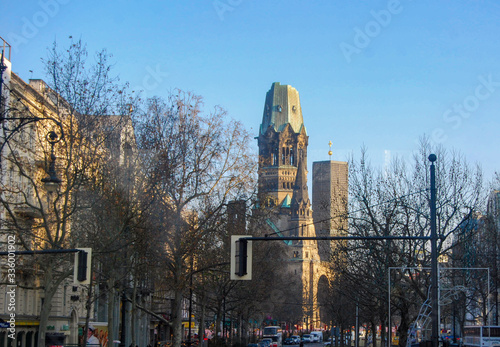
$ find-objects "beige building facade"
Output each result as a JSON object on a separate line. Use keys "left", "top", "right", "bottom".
{"left": 1, "top": 42, "right": 88, "bottom": 347}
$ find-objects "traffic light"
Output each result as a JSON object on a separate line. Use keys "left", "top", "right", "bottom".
{"left": 74, "top": 248, "right": 92, "bottom": 285}
{"left": 230, "top": 235, "right": 252, "bottom": 280}
{"left": 237, "top": 238, "right": 248, "bottom": 276}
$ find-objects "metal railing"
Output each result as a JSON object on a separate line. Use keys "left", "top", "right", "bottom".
{"left": 0, "top": 36, "right": 12, "bottom": 61}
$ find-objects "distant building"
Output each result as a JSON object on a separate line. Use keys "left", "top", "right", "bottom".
{"left": 487, "top": 190, "right": 500, "bottom": 235}
{"left": 487, "top": 190, "right": 500, "bottom": 324}
{"left": 312, "top": 160, "right": 348, "bottom": 261}
{"left": 452, "top": 209, "right": 497, "bottom": 325}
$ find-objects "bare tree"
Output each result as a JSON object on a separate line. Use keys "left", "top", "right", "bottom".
{"left": 133, "top": 92, "right": 256, "bottom": 347}
{"left": 331, "top": 140, "right": 484, "bottom": 347}
{"left": 0, "top": 39, "right": 133, "bottom": 347}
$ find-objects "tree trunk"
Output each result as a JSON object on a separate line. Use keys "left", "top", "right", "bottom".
{"left": 131, "top": 274, "right": 138, "bottom": 347}
{"left": 198, "top": 292, "right": 206, "bottom": 346}
{"left": 172, "top": 285, "right": 184, "bottom": 347}
{"left": 85, "top": 272, "right": 94, "bottom": 346}
{"left": 108, "top": 275, "right": 116, "bottom": 347}
{"left": 214, "top": 304, "right": 222, "bottom": 342}
{"left": 37, "top": 266, "right": 58, "bottom": 347}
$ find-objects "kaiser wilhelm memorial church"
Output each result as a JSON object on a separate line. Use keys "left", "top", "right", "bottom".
{"left": 256, "top": 82, "right": 348, "bottom": 330}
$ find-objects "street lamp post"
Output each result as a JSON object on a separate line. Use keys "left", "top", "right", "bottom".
{"left": 429, "top": 154, "right": 439, "bottom": 347}
{"left": 0, "top": 48, "right": 7, "bottom": 111}
{"left": 41, "top": 130, "right": 63, "bottom": 190}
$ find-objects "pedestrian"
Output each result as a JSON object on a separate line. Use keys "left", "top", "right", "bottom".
{"left": 87, "top": 325, "right": 100, "bottom": 346}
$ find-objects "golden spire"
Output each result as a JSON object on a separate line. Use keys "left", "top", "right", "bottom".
{"left": 328, "top": 141, "right": 333, "bottom": 160}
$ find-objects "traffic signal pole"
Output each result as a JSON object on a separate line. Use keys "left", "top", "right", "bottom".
{"left": 233, "top": 234, "right": 432, "bottom": 280}
{"left": 0, "top": 248, "right": 91, "bottom": 283}
{"left": 429, "top": 154, "right": 439, "bottom": 347}
{"left": 0, "top": 248, "right": 83, "bottom": 255}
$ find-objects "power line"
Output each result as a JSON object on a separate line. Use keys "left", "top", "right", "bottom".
{"left": 265, "top": 188, "right": 429, "bottom": 237}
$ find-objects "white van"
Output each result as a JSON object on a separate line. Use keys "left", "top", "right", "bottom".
{"left": 310, "top": 331, "right": 323, "bottom": 343}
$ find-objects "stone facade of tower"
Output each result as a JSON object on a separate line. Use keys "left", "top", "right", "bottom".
{"left": 257, "top": 82, "right": 306, "bottom": 211}
{"left": 257, "top": 82, "right": 325, "bottom": 330}
{"left": 312, "top": 161, "right": 349, "bottom": 261}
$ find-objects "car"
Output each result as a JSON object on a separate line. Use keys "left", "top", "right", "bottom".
{"left": 324, "top": 336, "right": 351, "bottom": 345}
{"left": 310, "top": 332, "right": 323, "bottom": 343}
{"left": 284, "top": 338, "right": 295, "bottom": 345}
{"left": 302, "top": 335, "right": 312, "bottom": 344}
{"left": 292, "top": 336, "right": 301, "bottom": 344}
{"left": 261, "top": 339, "right": 273, "bottom": 347}
{"left": 248, "top": 344, "right": 259, "bottom": 347}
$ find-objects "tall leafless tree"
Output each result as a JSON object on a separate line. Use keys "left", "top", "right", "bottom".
{"left": 133, "top": 92, "right": 257, "bottom": 347}
{"left": 0, "top": 39, "right": 134, "bottom": 347}
{"left": 327, "top": 140, "right": 484, "bottom": 347}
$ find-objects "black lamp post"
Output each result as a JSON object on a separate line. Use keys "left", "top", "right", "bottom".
{"left": 0, "top": 48, "right": 6, "bottom": 111}
{"left": 41, "top": 130, "right": 63, "bottom": 191}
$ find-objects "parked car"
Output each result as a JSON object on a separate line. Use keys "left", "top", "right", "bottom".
{"left": 310, "top": 332, "right": 323, "bottom": 343}
{"left": 292, "top": 336, "right": 301, "bottom": 344}
{"left": 261, "top": 339, "right": 273, "bottom": 347}
{"left": 325, "top": 336, "right": 350, "bottom": 345}
{"left": 302, "top": 335, "right": 312, "bottom": 344}
{"left": 248, "top": 344, "right": 259, "bottom": 347}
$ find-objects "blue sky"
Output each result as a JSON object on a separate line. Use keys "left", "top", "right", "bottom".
{"left": 2, "top": 0, "right": 500, "bottom": 184}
